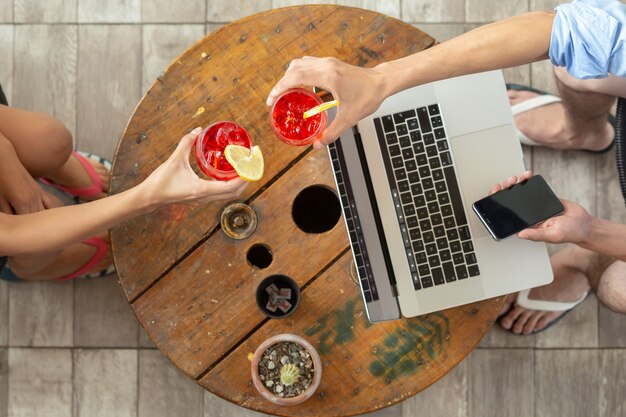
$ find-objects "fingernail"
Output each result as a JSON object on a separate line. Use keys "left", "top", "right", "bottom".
{"left": 191, "top": 127, "right": 202, "bottom": 134}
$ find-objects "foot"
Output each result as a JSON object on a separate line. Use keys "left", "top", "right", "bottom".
{"left": 45, "top": 152, "right": 110, "bottom": 200}
{"left": 498, "top": 245, "right": 592, "bottom": 335}
{"left": 508, "top": 89, "right": 614, "bottom": 152}
{"left": 17, "top": 233, "right": 113, "bottom": 281}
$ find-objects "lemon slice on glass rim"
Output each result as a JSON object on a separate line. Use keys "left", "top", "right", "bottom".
{"left": 224, "top": 144, "right": 264, "bottom": 181}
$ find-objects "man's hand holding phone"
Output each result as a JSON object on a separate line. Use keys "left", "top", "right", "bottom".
{"left": 480, "top": 170, "right": 593, "bottom": 244}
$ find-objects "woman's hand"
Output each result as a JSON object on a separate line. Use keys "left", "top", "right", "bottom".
{"left": 139, "top": 128, "right": 248, "bottom": 208}
{"left": 266, "top": 57, "right": 388, "bottom": 149}
{"left": 0, "top": 147, "right": 56, "bottom": 214}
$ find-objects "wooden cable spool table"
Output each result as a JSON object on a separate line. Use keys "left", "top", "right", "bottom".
{"left": 110, "top": 5, "right": 502, "bottom": 416}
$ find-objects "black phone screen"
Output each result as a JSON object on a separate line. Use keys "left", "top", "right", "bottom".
{"left": 472, "top": 175, "right": 564, "bottom": 240}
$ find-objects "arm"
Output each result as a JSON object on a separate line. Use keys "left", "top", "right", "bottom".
{"left": 266, "top": 11, "right": 555, "bottom": 148}
{"left": 518, "top": 204, "right": 626, "bottom": 262}
{"left": 376, "top": 12, "right": 554, "bottom": 96}
{"left": 492, "top": 172, "right": 626, "bottom": 262}
{"left": 0, "top": 128, "right": 247, "bottom": 257}
{"left": 0, "top": 134, "right": 56, "bottom": 213}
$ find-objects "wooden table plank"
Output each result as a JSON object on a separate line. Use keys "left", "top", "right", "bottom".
{"left": 199, "top": 252, "right": 500, "bottom": 417}
{"left": 132, "top": 149, "right": 350, "bottom": 378}
{"left": 110, "top": 5, "right": 435, "bottom": 301}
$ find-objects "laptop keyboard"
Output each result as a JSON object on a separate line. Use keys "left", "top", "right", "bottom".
{"left": 328, "top": 142, "right": 379, "bottom": 302}
{"left": 374, "top": 104, "right": 480, "bottom": 291}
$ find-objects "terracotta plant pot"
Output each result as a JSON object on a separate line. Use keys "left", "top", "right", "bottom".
{"left": 251, "top": 333, "right": 322, "bottom": 406}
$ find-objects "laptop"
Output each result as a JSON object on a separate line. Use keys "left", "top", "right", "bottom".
{"left": 327, "top": 70, "right": 554, "bottom": 322}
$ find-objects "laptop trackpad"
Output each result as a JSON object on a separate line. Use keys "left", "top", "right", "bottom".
{"left": 449, "top": 124, "right": 527, "bottom": 238}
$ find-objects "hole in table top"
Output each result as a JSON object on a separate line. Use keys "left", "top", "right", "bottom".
{"left": 247, "top": 244, "right": 273, "bottom": 269}
{"left": 292, "top": 185, "right": 341, "bottom": 234}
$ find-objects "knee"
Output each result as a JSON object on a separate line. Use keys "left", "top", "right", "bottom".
{"left": 596, "top": 261, "right": 626, "bottom": 313}
{"left": 38, "top": 115, "right": 73, "bottom": 167}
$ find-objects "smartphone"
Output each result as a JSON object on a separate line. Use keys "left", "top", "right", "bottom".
{"left": 472, "top": 175, "right": 564, "bottom": 241}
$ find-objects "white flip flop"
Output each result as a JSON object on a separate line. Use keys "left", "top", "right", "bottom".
{"left": 511, "top": 94, "right": 562, "bottom": 146}
{"left": 516, "top": 288, "right": 588, "bottom": 312}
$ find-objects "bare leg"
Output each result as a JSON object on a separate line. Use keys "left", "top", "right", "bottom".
{"left": 594, "top": 260, "right": 626, "bottom": 314}
{"left": 500, "top": 245, "right": 592, "bottom": 334}
{"left": 0, "top": 105, "right": 109, "bottom": 197}
{"left": 508, "top": 67, "right": 615, "bottom": 151}
{"left": 7, "top": 232, "right": 112, "bottom": 281}
{"left": 500, "top": 246, "right": 625, "bottom": 334}
{"left": 0, "top": 105, "right": 72, "bottom": 175}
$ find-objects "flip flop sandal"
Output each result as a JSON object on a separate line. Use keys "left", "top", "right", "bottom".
{"left": 507, "top": 83, "right": 615, "bottom": 154}
{"left": 0, "top": 237, "right": 116, "bottom": 282}
{"left": 497, "top": 288, "right": 590, "bottom": 335}
{"left": 55, "top": 236, "right": 116, "bottom": 281}
{"left": 40, "top": 151, "right": 112, "bottom": 202}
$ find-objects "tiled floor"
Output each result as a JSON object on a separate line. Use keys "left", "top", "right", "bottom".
{"left": 1, "top": 1, "right": 625, "bottom": 416}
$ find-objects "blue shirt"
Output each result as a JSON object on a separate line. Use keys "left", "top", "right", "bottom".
{"left": 550, "top": 0, "right": 626, "bottom": 79}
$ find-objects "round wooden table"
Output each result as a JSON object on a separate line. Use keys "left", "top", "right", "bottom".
{"left": 110, "top": 6, "right": 502, "bottom": 417}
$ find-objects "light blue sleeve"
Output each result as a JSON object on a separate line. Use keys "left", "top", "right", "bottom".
{"left": 549, "top": 0, "right": 626, "bottom": 79}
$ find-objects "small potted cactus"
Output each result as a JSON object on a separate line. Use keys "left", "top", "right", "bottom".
{"left": 250, "top": 333, "right": 322, "bottom": 406}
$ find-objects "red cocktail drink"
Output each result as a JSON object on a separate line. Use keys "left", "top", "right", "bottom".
{"left": 195, "top": 121, "right": 252, "bottom": 180}
{"left": 270, "top": 88, "right": 326, "bottom": 146}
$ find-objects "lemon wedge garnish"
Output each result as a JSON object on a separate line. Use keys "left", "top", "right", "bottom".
{"left": 224, "top": 145, "right": 264, "bottom": 181}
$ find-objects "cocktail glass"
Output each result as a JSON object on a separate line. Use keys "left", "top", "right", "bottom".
{"left": 195, "top": 121, "right": 252, "bottom": 180}
{"left": 270, "top": 88, "right": 327, "bottom": 146}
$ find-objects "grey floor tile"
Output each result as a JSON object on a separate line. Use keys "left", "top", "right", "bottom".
{"left": 272, "top": 0, "right": 337, "bottom": 9}
{"left": 142, "top": 24, "right": 205, "bottom": 92}
{"left": 503, "top": 64, "right": 531, "bottom": 87}
{"left": 468, "top": 349, "right": 533, "bottom": 417}
{"left": 273, "top": 0, "right": 337, "bottom": 7}
{"left": 138, "top": 350, "right": 203, "bottom": 417}
{"left": 465, "top": 0, "right": 527, "bottom": 23}
{"left": 478, "top": 325, "right": 535, "bottom": 348}
{"left": 0, "top": 0, "right": 12, "bottom": 22}
{"left": 142, "top": 0, "right": 205, "bottom": 23}
{"left": 531, "top": 0, "right": 569, "bottom": 11}
{"left": 0, "top": 349, "right": 6, "bottom": 417}
{"left": 595, "top": 140, "right": 626, "bottom": 347}
{"left": 532, "top": 146, "right": 598, "bottom": 348}
{"left": 533, "top": 147, "right": 596, "bottom": 218}
{"left": 207, "top": 0, "right": 270, "bottom": 22}
{"left": 14, "top": 0, "right": 77, "bottom": 23}
{"left": 534, "top": 294, "right": 599, "bottom": 348}
{"left": 336, "top": 0, "right": 401, "bottom": 18}
{"left": 363, "top": 403, "right": 403, "bottom": 417}
{"left": 414, "top": 23, "right": 465, "bottom": 42}
{"left": 77, "top": 25, "right": 141, "bottom": 159}
{"left": 74, "top": 349, "right": 138, "bottom": 417}
{"left": 204, "top": 392, "right": 272, "bottom": 417}
{"left": 206, "top": 23, "right": 224, "bottom": 35}
{"left": 78, "top": 0, "right": 140, "bottom": 23}
{"left": 599, "top": 350, "right": 626, "bottom": 417}
{"left": 599, "top": 304, "right": 626, "bottom": 348}
{"left": 402, "top": 0, "right": 464, "bottom": 23}
{"left": 0, "top": 281, "right": 7, "bottom": 346}
{"left": 530, "top": 60, "right": 557, "bottom": 94}
{"left": 138, "top": 325, "right": 156, "bottom": 348}
{"left": 535, "top": 349, "right": 599, "bottom": 417}
{"left": 9, "top": 281, "right": 73, "bottom": 347}
{"left": 596, "top": 147, "right": 626, "bottom": 224}
{"left": 8, "top": 348, "right": 72, "bottom": 417}
{"left": 13, "top": 24, "right": 77, "bottom": 135}
{"left": 74, "top": 276, "right": 139, "bottom": 347}
{"left": 402, "top": 360, "right": 466, "bottom": 417}
{"left": 0, "top": 25, "right": 13, "bottom": 104}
